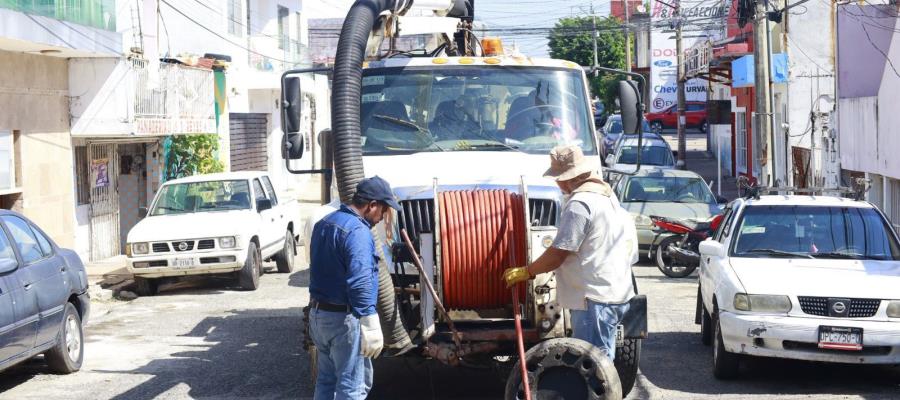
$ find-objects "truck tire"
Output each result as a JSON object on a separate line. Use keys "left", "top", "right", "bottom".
{"left": 505, "top": 338, "right": 622, "bottom": 400}
{"left": 614, "top": 338, "right": 641, "bottom": 397}
{"left": 713, "top": 315, "right": 740, "bottom": 379}
{"left": 45, "top": 303, "right": 84, "bottom": 374}
{"left": 134, "top": 277, "right": 159, "bottom": 296}
{"left": 238, "top": 241, "right": 261, "bottom": 291}
{"left": 275, "top": 230, "right": 296, "bottom": 273}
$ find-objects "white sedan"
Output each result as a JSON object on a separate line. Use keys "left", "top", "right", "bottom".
{"left": 696, "top": 194, "right": 900, "bottom": 379}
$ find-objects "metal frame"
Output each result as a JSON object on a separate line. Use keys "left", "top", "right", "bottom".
{"left": 280, "top": 67, "right": 334, "bottom": 177}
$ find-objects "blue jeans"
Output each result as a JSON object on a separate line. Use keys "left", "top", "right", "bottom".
{"left": 309, "top": 308, "right": 373, "bottom": 400}
{"left": 570, "top": 299, "right": 631, "bottom": 361}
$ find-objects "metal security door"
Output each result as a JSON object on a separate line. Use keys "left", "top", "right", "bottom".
{"left": 88, "top": 143, "right": 120, "bottom": 261}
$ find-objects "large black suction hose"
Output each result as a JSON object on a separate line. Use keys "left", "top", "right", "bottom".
{"left": 331, "top": 0, "right": 413, "bottom": 352}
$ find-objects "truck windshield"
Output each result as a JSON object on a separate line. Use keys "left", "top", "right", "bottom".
{"left": 151, "top": 180, "right": 252, "bottom": 216}
{"left": 732, "top": 205, "right": 900, "bottom": 260}
{"left": 360, "top": 66, "right": 595, "bottom": 155}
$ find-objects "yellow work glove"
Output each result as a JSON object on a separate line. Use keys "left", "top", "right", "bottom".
{"left": 503, "top": 267, "right": 532, "bottom": 288}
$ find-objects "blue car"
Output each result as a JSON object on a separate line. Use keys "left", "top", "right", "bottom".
{"left": 0, "top": 210, "right": 89, "bottom": 374}
{"left": 600, "top": 114, "right": 652, "bottom": 158}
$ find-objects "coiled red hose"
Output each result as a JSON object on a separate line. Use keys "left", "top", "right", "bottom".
{"left": 439, "top": 190, "right": 527, "bottom": 310}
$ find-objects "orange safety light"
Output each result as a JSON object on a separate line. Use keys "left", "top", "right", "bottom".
{"left": 481, "top": 37, "right": 504, "bottom": 57}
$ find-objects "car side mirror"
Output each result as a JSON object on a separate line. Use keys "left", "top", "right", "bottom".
{"left": 0, "top": 258, "right": 17, "bottom": 274}
{"left": 138, "top": 207, "right": 148, "bottom": 219}
{"left": 256, "top": 199, "right": 273, "bottom": 212}
{"left": 716, "top": 195, "right": 728, "bottom": 204}
{"left": 699, "top": 240, "right": 725, "bottom": 258}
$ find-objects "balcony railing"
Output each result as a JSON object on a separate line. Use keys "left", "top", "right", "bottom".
{"left": 249, "top": 35, "right": 310, "bottom": 72}
{"left": 131, "top": 58, "right": 215, "bottom": 135}
{"left": 0, "top": 0, "right": 115, "bottom": 30}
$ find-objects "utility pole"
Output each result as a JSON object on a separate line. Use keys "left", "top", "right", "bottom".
{"left": 675, "top": 8, "right": 687, "bottom": 169}
{"left": 753, "top": 0, "right": 773, "bottom": 184}
{"left": 624, "top": 0, "right": 632, "bottom": 77}
{"left": 592, "top": 4, "right": 599, "bottom": 68}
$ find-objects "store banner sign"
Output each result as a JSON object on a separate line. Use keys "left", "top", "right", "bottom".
{"left": 91, "top": 158, "right": 110, "bottom": 188}
{"left": 649, "top": 0, "right": 728, "bottom": 112}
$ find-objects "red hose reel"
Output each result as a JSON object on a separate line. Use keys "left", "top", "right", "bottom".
{"left": 438, "top": 189, "right": 527, "bottom": 310}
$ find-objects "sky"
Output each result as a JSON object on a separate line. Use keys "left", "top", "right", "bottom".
{"left": 474, "top": 0, "right": 612, "bottom": 57}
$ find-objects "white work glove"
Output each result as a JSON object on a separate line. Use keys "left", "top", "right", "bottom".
{"left": 359, "top": 314, "right": 384, "bottom": 358}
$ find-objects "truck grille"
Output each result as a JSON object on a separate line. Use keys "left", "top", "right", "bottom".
{"left": 197, "top": 239, "right": 215, "bottom": 250}
{"left": 152, "top": 243, "right": 169, "bottom": 253}
{"left": 529, "top": 199, "right": 558, "bottom": 227}
{"left": 398, "top": 199, "right": 434, "bottom": 247}
{"left": 798, "top": 296, "right": 881, "bottom": 318}
{"left": 172, "top": 241, "right": 195, "bottom": 252}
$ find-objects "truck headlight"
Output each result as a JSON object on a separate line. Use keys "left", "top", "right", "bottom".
{"left": 734, "top": 293, "right": 792, "bottom": 313}
{"left": 887, "top": 301, "right": 900, "bottom": 318}
{"left": 130, "top": 242, "right": 149, "bottom": 256}
{"left": 219, "top": 236, "right": 237, "bottom": 249}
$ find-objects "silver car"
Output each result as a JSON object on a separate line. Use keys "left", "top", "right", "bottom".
{"left": 613, "top": 169, "right": 723, "bottom": 258}
{"left": 604, "top": 136, "right": 675, "bottom": 184}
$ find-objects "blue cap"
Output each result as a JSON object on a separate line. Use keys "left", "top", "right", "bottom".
{"left": 354, "top": 176, "right": 401, "bottom": 211}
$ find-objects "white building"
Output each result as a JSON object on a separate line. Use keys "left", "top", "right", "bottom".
{"left": 1, "top": 0, "right": 331, "bottom": 262}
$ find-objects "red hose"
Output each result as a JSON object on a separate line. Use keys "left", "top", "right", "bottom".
{"left": 439, "top": 190, "right": 526, "bottom": 310}
{"left": 512, "top": 285, "right": 532, "bottom": 400}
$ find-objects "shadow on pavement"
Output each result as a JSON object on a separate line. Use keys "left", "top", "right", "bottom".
{"left": 96, "top": 307, "right": 310, "bottom": 399}
{"left": 289, "top": 268, "right": 310, "bottom": 288}
{"left": 370, "top": 356, "right": 506, "bottom": 399}
{"left": 638, "top": 331, "right": 900, "bottom": 398}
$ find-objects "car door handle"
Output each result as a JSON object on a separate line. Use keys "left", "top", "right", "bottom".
{"left": 23, "top": 282, "right": 33, "bottom": 291}
{"left": 59, "top": 265, "right": 67, "bottom": 273}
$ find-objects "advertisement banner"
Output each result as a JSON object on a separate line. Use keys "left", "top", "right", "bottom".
{"left": 649, "top": 0, "right": 728, "bottom": 112}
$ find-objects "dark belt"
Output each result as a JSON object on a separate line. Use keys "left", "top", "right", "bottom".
{"left": 310, "top": 299, "right": 350, "bottom": 313}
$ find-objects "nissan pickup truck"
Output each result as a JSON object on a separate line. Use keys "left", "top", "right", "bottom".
{"left": 125, "top": 171, "right": 299, "bottom": 295}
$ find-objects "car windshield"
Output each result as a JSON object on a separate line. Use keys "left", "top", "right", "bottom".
{"left": 732, "top": 205, "right": 900, "bottom": 260}
{"left": 620, "top": 176, "right": 715, "bottom": 203}
{"left": 360, "top": 66, "right": 595, "bottom": 155}
{"left": 605, "top": 118, "right": 650, "bottom": 135}
{"left": 616, "top": 144, "right": 675, "bottom": 166}
{"left": 151, "top": 180, "right": 252, "bottom": 216}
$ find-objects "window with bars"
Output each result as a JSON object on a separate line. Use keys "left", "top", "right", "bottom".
{"left": 75, "top": 145, "right": 90, "bottom": 205}
{"left": 228, "top": 0, "right": 243, "bottom": 36}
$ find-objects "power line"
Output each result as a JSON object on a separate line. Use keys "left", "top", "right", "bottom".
{"left": 860, "top": 22, "right": 900, "bottom": 78}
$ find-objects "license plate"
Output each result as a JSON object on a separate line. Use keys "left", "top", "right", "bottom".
{"left": 173, "top": 258, "right": 194, "bottom": 269}
{"left": 616, "top": 324, "right": 625, "bottom": 346}
{"left": 818, "top": 326, "right": 863, "bottom": 351}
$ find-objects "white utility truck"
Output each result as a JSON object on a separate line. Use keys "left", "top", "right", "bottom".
{"left": 280, "top": 1, "right": 649, "bottom": 398}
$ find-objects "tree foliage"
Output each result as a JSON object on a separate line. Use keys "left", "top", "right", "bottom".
{"left": 548, "top": 16, "right": 626, "bottom": 111}
{"left": 165, "top": 134, "right": 225, "bottom": 180}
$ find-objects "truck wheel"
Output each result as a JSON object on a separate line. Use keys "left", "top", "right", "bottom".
{"left": 275, "top": 230, "right": 296, "bottom": 273}
{"left": 614, "top": 338, "right": 641, "bottom": 397}
{"left": 712, "top": 315, "right": 740, "bottom": 379}
{"left": 134, "top": 277, "right": 159, "bottom": 296}
{"left": 505, "top": 338, "right": 622, "bottom": 400}
{"left": 45, "top": 303, "right": 83, "bottom": 374}
{"left": 238, "top": 241, "right": 261, "bottom": 291}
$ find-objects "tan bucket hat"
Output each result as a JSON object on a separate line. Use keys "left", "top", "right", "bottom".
{"left": 543, "top": 145, "right": 596, "bottom": 182}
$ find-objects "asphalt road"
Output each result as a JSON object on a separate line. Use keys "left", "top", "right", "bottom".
{"left": 1, "top": 256, "right": 897, "bottom": 399}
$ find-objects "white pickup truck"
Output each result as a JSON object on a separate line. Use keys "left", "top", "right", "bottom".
{"left": 125, "top": 171, "right": 300, "bottom": 295}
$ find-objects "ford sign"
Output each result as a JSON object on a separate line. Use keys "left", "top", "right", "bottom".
{"left": 654, "top": 60, "right": 673, "bottom": 67}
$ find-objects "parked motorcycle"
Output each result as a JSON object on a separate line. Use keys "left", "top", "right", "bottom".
{"left": 651, "top": 214, "right": 725, "bottom": 278}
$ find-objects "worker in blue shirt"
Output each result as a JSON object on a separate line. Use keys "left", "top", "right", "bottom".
{"left": 308, "top": 176, "right": 401, "bottom": 400}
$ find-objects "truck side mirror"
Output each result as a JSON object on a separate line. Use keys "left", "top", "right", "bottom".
{"left": 618, "top": 80, "right": 643, "bottom": 135}
{"left": 281, "top": 77, "right": 304, "bottom": 160}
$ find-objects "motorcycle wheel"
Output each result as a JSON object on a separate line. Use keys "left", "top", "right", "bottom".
{"left": 655, "top": 236, "right": 698, "bottom": 278}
